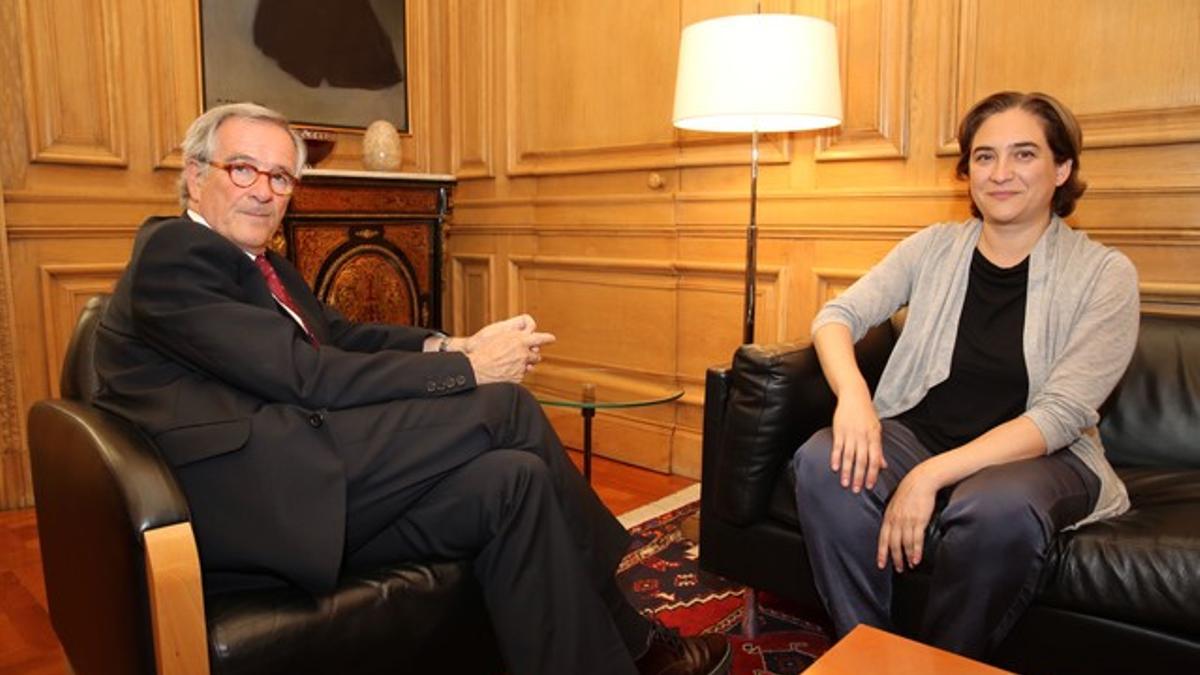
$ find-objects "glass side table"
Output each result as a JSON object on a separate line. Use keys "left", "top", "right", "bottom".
{"left": 523, "top": 370, "right": 683, "bottom": 483}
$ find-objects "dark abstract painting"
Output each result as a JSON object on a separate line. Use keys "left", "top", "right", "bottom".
{"left": 201, "top": 0, "right": 408, "bottom": 130}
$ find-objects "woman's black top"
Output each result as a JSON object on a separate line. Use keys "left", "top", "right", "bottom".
{"left": 896, "top": 249, "right": 1030, "bottom": 454}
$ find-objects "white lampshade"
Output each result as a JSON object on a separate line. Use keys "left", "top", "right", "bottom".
{"left": 673, "top": 13, "right": 843, "bottom": 133}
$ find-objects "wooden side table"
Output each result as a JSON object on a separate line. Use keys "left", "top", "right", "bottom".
{"left": 281, "top": 169, "right": 455, "bottom": 329}
{"left": 808, "top": 625, "right": 1012, "bottom": 674}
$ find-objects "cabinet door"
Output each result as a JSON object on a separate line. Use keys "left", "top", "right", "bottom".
{"left": 287, "top": 219, "right": 441, "bottom": 328}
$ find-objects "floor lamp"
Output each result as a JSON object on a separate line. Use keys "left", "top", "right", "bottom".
{"left": 673, "top": 13, "right": 843, "bottom": 344}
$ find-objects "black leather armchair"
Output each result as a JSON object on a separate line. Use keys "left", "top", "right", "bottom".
{"left": 28, "top": 295, "right": 504, "bottom": 674}
{"left": 700, "top": 314, "right": 1200, "bottom": 674}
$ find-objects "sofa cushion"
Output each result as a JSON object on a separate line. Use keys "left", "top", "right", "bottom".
{"left": 206, "top": 560, "right": 502, "bottom": 675}
{"left": 1039, "top": 467, "right": 1200, "bottom": 638}
{"left": 770, "top": 470, "right": 802, "bottom": 529}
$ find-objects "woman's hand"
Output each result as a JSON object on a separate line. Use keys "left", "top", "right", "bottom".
{"left": 829, "top": 385, "right": 886, "bottom": 493}
{"left": 877, "top": 464, "right": 938, "bottom": 572}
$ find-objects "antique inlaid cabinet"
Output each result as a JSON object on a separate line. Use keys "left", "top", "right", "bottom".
{"left": 282, "top": 169, "right": 455, "bottom": 329}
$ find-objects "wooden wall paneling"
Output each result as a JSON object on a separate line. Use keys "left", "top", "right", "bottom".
{"left": 450, "top": 252, "right": 495, "bottom": 336}
{"left": 404, "top": 0, "right": 434, "bottom": 172}
{"left": 508, "top": 254, "right": 678, "bottom": 375}
{"left": 0, "top": 187, "right": 30, "bottom": 509}
{"left": 816, "top": 0, "right": 912, "bottom": 161}
{"left": 145, "top": 0, "right": 201, "bottom": 169}
{"left": 938, "top": 0, "right": 1200, "bottom": 155}
{"left": 37, "top": 263, "right": 124, "bottom": 397}
{"left": 508, "top": 253, "right": 685, "bottom": 471}
{"left": 448, "top": 0, "right": 494, "bottom": 178}
{"left": 674, "top": 261, "right": 788, "bottom": 387}
{"left": 542, "top": 404, "right": 676, "bottom": 473}
{"left": 934, "top": 0, "right": 970, "bottom": 155}
{"left": 18, "top": 0, "right": 128, "bottom": 166}
{"left": 506, "top": 0, "right": 685, "bottom": 175}
{"left": 6, "top": 232, "right": 135, "bottom": 508}
{"left": 0, "top": 0, "right": 30, "bottom": 188}
{"left": 676, "top": 188, "right": 963, "bottom": 233}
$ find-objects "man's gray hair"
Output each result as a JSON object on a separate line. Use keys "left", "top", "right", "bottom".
{"left": 178, "top": 102, "right": 307, "bottom": 208}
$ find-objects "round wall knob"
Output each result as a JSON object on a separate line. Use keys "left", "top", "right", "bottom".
{"left": 647, "top": 172, "right": 665, "bottom": 189}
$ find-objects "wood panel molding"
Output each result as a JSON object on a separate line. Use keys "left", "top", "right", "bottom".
{"left": 938, "top": 0, "right": 1200, "bottom": 154}
{"left": 449, "top": 253, "right": 495, "bottom": 335}
{"left": 1140, "top": 282, "right": 1200, "bottom": 318}
{"left": 448, "top": 0, "right": 494, "bottom": 178}
{"left": 19, "top": 0, "right": 128, "bottom": 166}
{"left": 0, "top": 188, "right": 29, "bottom": 509}
{"left": 144, "top": 0, "right": 201, "bottom": 170}
{"left": 816, "top": 0, "right": 912, "bottom": 161}
{"left": 38, "top": 263, "right": 124, "bottom": 397}
{"left": 509, "top": 253, "right": 675, "bottom": 276}
{"left": 6, "top": 224, "right": 142, "bottom": 240}
{"left": 813, "top": 266, "right": 867, "bottom": 306}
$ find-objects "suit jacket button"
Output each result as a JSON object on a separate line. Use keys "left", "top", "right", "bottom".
{"left": 308, "top": 413, "right": 323, "bottom": 428}
{"left": 426, "top": 382, "right": 436, "bottom": 392}
{"left": 456, "top": 375, "right": 466, "bottom": 385}
{"left": 444, "top": 376, "right": 455, "bottom": 387}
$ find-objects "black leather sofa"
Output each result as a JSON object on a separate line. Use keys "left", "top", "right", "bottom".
{"left": 28, "top": 295, "right": 504, "bottom": 675}
{"left": 700, "top": 313, "right": 1200, "bottom": 674}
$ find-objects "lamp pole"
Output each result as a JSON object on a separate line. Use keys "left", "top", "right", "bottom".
{"left": 744, "top": 130, "right": 759, "bottom": 345}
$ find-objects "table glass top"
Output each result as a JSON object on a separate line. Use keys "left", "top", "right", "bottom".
{"left": 522, "top": 368, "right": 683, "bottom": 410}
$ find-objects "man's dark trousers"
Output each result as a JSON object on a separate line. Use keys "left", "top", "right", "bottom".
{"left": 336, "top": 381, "right": 643, "bottom": 675}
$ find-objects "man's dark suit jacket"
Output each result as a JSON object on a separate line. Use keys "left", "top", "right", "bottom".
{"left": 94, "top": 216, "right": 477, "bottom": 593}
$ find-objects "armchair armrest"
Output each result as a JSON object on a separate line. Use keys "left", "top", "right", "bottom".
{"left": 703, "top": 322, "right": 898, "bottom": 525}
{"left": 29, "top": 399, "right": 207, "bottom": 675}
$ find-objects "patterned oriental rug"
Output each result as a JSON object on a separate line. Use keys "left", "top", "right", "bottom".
{"left": 616, "top": 488, "right": 833, "bottom": 674}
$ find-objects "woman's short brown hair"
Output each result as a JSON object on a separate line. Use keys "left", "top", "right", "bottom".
{"left": 956, "top": 91, "right": 1087, "bottom": 218}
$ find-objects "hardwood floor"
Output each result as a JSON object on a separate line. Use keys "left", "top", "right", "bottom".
{"left": 0, "top": 450, "right": 695, "bottom": 674}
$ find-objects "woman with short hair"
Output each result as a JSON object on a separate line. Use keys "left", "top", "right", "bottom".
{"left": 792, "top": 91, "right": 1139, "bottom": 657}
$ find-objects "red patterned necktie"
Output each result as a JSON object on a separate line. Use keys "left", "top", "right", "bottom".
{"left": 254, "top": 254, "right": 319, "bottom": 345}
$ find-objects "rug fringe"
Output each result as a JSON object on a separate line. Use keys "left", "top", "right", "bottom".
{"left": 618, "top": 483, "right": 701, "bottom": 529}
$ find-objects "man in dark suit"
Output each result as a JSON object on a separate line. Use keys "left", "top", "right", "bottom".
{"left": 93, "top": 103, "right": 730, "bottom": 675}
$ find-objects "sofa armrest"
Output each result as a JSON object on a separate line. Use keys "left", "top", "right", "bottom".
{"left": 710, "top": 340, "right": 832, "bottom": 525}
{"left": 701, "top": 363, "right": 733, "bottom": 515}
{"left": 705, "top": 321, "right": 898, "bottom": 525}
{"left": 144, "top": 522, "right": 209, "bottom": 675}
{"left": 29, "top": 399, "right": 194, "bottom": 674}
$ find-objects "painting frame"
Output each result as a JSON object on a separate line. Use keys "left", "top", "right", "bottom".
{"left": 198, "top": 0, "right": 409, "bottom": 132}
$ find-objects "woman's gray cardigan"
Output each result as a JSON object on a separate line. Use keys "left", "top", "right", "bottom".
{"left": 812, "top": 216, "right": 1140, "bottom": 525}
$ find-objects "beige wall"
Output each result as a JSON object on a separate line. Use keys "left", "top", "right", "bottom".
{"left": 1, "top": 0, "right": 1198, "bottom": 507}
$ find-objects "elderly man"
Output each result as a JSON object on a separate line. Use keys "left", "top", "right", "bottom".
{"left": 93, "top": 103, "right": 730, "bottom": 675}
